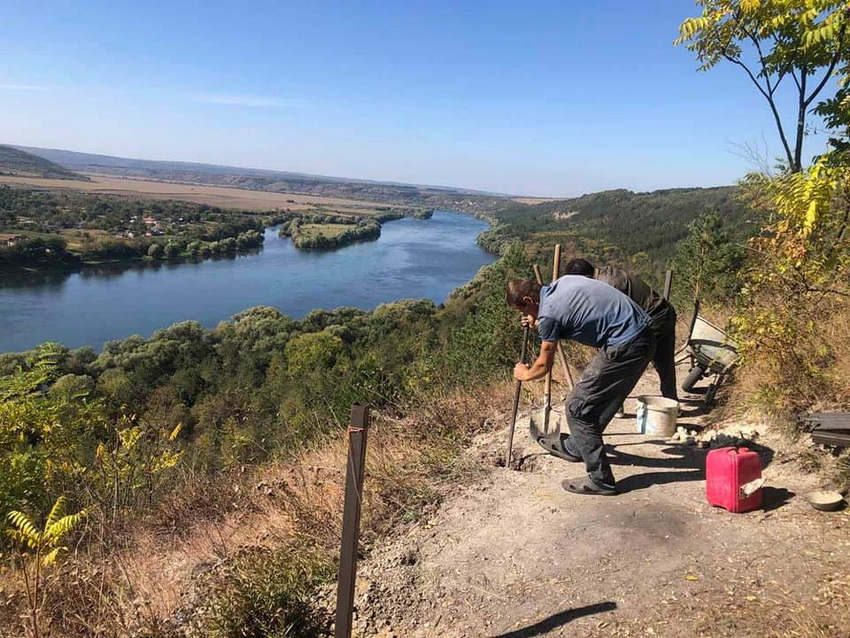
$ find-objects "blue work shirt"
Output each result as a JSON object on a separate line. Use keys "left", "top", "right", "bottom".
{"left": 537, "top": 275, "right": 650, "bottom": 348}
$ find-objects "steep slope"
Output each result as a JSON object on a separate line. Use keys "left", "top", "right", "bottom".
{"left": 0, "top": 145, "right": 86, "bottom": 180}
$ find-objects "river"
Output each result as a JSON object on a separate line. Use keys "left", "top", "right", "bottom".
{"left": 0, "top": 211, "right": 495, "bottom": 353}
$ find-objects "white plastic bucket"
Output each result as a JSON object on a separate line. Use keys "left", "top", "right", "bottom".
{"left": 635, "top": 396, "right": 679, "bottom": 437}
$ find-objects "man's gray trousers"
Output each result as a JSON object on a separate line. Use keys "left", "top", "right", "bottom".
{"left": 563, "top": 328, "right": 656, "bottom": 489}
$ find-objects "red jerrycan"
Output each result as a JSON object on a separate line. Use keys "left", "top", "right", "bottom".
{"left": 706, "top": 446, "right": 763, "bottom": 513}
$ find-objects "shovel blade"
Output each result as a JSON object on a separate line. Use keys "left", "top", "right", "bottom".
{"left": 529, "top": 407, "right": 562, "bottom": 441}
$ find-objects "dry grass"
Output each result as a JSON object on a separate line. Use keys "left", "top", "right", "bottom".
{"left": 298, "top": 223, "right": 353, "bottom": 240}
{"left": 0, "top": 175, "right": 398, "bottom": 215}
{"left": 732, "top": 297, "right": 850, "bottom": 417}
{"left": 687, "top": 572, "right": 850, "bottom": 638}
{"left": 0, "top": 383, "right": 515, "bottom": 637}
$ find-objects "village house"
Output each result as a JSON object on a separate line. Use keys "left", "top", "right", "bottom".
{"left": 0, "top": 233, "right": 24, "bottom": 247}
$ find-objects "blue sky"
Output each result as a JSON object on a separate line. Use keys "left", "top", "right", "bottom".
{"left": 0, "top": 1, "right": 831, "bottom": 196}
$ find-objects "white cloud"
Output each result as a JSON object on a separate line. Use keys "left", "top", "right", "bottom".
{"left": 0, "top": 84, "right": 47, "bottom": 91}
{"left": 192, "top": 94, "right": 301, "bottom": 107}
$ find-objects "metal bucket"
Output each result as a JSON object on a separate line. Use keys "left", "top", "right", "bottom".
{"left": 635, "top": 396, "right": 679, "bottom": 437}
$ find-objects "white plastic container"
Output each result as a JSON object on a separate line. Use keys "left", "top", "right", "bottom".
{"left": 635, "top": 396, "right": 680, "bottom": 437}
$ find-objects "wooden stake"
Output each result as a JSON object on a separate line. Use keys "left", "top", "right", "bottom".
{"left": 334, "top": 405, "right": 369, "bottom": 638}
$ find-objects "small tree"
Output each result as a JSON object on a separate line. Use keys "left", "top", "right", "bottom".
{"left": 673, "top": 212, "right": 747, "bottom": 305}
{"left": 147, "top": 243, "right": 164, "bottom": 259}
{"left": 676, "top": 1, "right": 850, "bottom": 173}
{"left": 6, "top": 496, "right": 88, "bottom": 638}
{"left": 163, "top": 240, "right": 183, "bottom": 259}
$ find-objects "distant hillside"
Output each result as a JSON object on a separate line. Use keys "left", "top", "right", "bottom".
{"left": 0, "top": 145, "right": 86, "bottom": 180}
{"left": 14, "top": 146, "right": 502, "bottom": 204}
{"left": 480, "top": 185, "right": 755, "bottom": 275}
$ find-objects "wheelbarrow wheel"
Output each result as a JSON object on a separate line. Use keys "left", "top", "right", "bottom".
{"left": 682, "top": 365, "right": 705, "bottom": 392}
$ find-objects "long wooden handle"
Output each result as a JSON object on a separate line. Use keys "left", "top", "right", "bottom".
{"left": 533, "top": 260, "right": 574, "bottom": 393}
{"left": 506, "top": 326, "right": 530, "bottom": 469}
{"left": 552, "top": 244, "right": 561, "bottom": 281}
{"left": 541, "top": 246, "right": 561, "bottom": 432}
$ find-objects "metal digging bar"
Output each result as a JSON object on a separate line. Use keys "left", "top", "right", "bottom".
{"left": 334, "top": 404, "right": 369, "bottom": 638}
{"left": 506, "top": 326, "right": 530, "bottom": 469}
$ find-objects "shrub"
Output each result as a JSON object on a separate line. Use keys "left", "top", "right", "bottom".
{"left": 732, "top": 161, "right": 850, "bottom": 424}
{"left": 187, "top": 544, "right": 333, "bottom": 638}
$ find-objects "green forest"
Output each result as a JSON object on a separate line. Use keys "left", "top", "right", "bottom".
{"left": 479, "top": 186, "right": 755, "bottom": 284}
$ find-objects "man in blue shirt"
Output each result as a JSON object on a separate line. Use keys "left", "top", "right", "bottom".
{"left": 507, "top": 275, "right": 656, "bottom": 495}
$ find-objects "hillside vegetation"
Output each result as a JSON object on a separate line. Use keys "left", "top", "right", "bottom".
{"left": 479, "top": 185, "right": 754, "bottom": 289}
{"left": 0, "top": 146, "right": 85, "bottom": 181}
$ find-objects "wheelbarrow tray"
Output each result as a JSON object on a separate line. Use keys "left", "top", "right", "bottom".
{"left": 689, "top": 315, "right": 739, "bottom": 373}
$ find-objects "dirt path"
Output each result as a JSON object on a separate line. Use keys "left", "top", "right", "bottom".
{"left": 347, "top": 371, "right": 850, "bottom": 637}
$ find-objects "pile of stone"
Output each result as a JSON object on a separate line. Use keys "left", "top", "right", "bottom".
{"left": 666, "top": 425, "right": 759, "bottom": 449}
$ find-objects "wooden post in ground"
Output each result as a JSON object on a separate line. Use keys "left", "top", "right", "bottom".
{"left": 334, "top": 404, "right": 369, "bottom": 638}
{"left": 664, "top": 269, "right": 673, "bottom": 300}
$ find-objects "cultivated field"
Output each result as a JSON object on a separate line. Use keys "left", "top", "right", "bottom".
{"left": 0, "top": 174, "right": 398, "bottom": 215}
{"left": 511, "top": 196, "right": 555, "bottom": 205}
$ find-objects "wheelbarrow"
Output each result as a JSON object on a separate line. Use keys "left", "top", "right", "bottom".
{"left": 676, "top": 300, "right": 739, "bottom": 405}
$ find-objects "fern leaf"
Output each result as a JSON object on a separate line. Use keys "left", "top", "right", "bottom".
{"left": 6, "top": 510, "right": 40, "bottom": 544}
{"left": 46, "top": 495, "right": 67, "bottom": 528}
{"left": 41, "top": 546, "right": 64, "bottom": 567}
{"left": 44, "top": 510, "right": 87, "bottom": 543}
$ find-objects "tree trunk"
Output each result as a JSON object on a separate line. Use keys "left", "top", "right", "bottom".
{"left": 794, "top": 70, "right": 808, "bottom": 173}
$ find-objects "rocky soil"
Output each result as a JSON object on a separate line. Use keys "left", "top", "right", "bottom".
{"left": 333, "top": 370, "right": 850, "bottom": 637}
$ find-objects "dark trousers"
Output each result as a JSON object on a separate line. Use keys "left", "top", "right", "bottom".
{"left": 651, "top": 306, "right": 678, "bottom": 401}
{"left": 564, "top": 328, "right": 656, "bottom": 488}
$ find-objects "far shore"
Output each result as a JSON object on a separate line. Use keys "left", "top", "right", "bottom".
{"left": 0, "top": 174, "right": 401, "bottom": 215}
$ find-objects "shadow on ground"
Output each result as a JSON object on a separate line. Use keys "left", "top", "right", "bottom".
{"left": 678, "top": 402, "right": 714, "bottom": 418}
{"left": 762, "top": 486, "right": 796, "bottom": 511}
{"left": 607, "top": 441, "right": 779, "bottom": 494}
{"left": 609, "top": 445, "right": 705, "bottom": 469}
{"left": 615, "top": 469, "right": 704, "bottom": 493}
{"left": 489, "top": 601, "right": 617, "bottom": 638}
{"left": 609, "top": 445, "right": 705, "bottom": 493}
